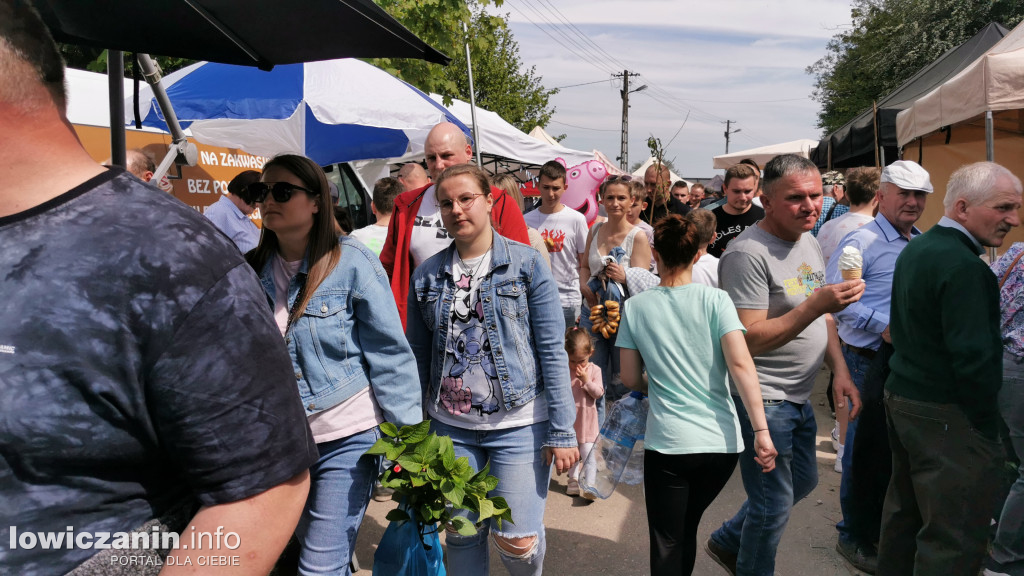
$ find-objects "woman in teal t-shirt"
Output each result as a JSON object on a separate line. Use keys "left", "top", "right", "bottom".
{"left": 616, "top": 214, "right": 777, "bottom": 576}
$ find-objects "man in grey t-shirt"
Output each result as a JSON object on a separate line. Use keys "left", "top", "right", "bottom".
{"left": 705, "top": 155, "right": 864, "bottom": 576}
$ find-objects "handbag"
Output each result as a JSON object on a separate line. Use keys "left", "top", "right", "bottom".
{"left": 372, "top": 517, "right": 446, "bottom": 576}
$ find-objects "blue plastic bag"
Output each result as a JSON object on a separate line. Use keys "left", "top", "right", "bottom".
{"left": 372, "top": 519, "right": 446, "bottom": 576}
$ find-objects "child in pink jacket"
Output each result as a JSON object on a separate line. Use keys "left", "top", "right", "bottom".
{"left": 565, "top": 327, "right": 604, "bottom": 499}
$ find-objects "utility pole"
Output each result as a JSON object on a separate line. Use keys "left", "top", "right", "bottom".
{"left": 723, "top": 119, "right": 741, "bottom": 154}
{"left": 614, "top": 70, "right": 644, "bottom": 171}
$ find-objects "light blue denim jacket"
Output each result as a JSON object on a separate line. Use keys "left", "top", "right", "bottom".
{"left": 258, "top": 236, "right": 422, "bottom": 427}
{"left": 406, "top": 232, "right": 577, "bottom": 448}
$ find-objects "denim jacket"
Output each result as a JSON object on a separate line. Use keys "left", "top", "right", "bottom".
{"left": 406, "top": 232, "right": 577, "bottom": 448}
{"left": 258, "top": 236, "right": 422, "bottom": 427}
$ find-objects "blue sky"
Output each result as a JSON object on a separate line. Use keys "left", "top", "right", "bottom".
{"left": 492, "top": 0, "right": 854, "bottom": 177}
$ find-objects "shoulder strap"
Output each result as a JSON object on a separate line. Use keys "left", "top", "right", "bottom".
{"left": 824, "top": 200, "right": 838, "bottom": 222}
{"left": 1000, "top": 249, "right": 1024, "bottom": 290}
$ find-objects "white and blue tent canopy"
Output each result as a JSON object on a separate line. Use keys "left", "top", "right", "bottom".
{"left": 129, "top": 59, "right": 470, "bottom": 166}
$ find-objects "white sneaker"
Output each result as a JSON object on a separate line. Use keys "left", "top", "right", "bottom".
{"left": 831, "top": 422, "right": 841, "bottom": 452}
{"left": 835, "top": 443, "right": 844, "bottom": 473}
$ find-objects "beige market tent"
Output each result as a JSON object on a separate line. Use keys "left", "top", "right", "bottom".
{"left": 712, "top": 139, "right": 819, "bottom": 170}
{"left": 896, "top": 20, "right": 1024, "bottom": 249}
{"left": 632, "top": 156, "right": 684, "bottom": 184}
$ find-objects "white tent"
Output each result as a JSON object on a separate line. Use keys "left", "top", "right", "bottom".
{"left": 631, "top": 156, "right": 683, "bottom": 184}
{"left": 897, "top": 21, "right": 1024, "bottom": 146}
{"left": 362, "top": 96, "right": 604, "bottom": 185}
{"left": 712, "top": 139, "right": 819, "bottom": 170}
{"left": 425, "top": 95, "right": 595, "bottom": 168}
{"left": 528, "top": 126, "right": 561, "bottom": 146}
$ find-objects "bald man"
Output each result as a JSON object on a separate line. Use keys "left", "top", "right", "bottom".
{"left": 397, "top": 162, "right": 430, "bottom": 191}
{"left": 380, "top": 122, "right": 530, "bottom": 327}
{"left": 126, "top": 148, "right": 155, "bottom": 182}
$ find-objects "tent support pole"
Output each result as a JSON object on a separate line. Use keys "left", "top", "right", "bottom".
{"left": 986, "top": 110, "right": 997, "bottom": 263}
{"left": 108, "top": 50, "right": 126, "bottom": 168}
{"left": 463, "top": 21, "right": 482, "bottom": 167}
{"left": 986, "top": 110, "right": 994, "bottom": 161}
{"left": 873, "top": 100, "right": 880, "bottom": 167}
{"left": 137, "top": 54, "right": 197, "bottom": 183}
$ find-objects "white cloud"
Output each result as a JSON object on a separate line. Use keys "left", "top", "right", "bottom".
{"left": 482, "top": 0, "right": 854, "bottom": 175}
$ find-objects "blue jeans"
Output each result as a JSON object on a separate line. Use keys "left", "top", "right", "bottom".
{"left": 562, "top": 305, "right": 579, "bottom": 330}
{"left": 431, "top": 420, "right": 551, "bottom": 576}
{"left": 578, "top": 302, "right": 623, "bottom": 428}
{"left": 990, "top": 352, "right": 1024, "bottom": 574}
{"left": 711, "top": 398, "right": 819, "bottom": 576}
{"left": 836, "top": 345, "right": 872, "bottom": 545}
{"left": 295, "top": 427, "right": 381, "bottom": 576}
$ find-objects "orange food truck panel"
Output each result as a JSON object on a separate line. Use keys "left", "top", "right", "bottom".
{"left": 74, "top": 124, "right": 268, "bottom": 226}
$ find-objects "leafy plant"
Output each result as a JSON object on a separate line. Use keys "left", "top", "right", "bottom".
{"left": 366, "top": 420, "right": 513, "bottom": 536}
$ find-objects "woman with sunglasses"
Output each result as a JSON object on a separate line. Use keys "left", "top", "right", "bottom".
{"left": 245, "top": 155, "right": 421, "bottom": 575}
{"left": 406, "top": 164, "right": 578, "bottom": 575}
{"left": 579, "top": 175, "right": 652, "bottom": 423}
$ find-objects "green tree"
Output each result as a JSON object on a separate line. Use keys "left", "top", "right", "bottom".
{"left": 372, "top": 1, "right": 557, "bottom": 133}
{"left": 807, "top": 0, "right": 1024, "bottom": 134}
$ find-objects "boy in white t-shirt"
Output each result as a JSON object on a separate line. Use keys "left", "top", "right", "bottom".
{"left": 524, "top": 161, "right": 590, "bottom": 329}
{"left": 687, "top": 208, "right": 720, "bottom": 288}
{"left": 350, "top": 176, "right": 402, "bottom": 256}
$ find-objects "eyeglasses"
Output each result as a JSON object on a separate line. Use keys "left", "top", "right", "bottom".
{"left": 243, "top": 182, "right": 316, "bottom": 204}
{"left": 438, "top": 192, "right": 486, "bottom": 214}
{"left": 605, "top": 175, "right": 633, "bottom": 183}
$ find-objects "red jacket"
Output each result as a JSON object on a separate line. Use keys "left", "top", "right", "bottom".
{"left": 380, "top": 183, "right": 530, "bottom": 328}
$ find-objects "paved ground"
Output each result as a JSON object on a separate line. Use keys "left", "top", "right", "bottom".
{"left": 353, "top": 366, "right": 865, "bottom": 575}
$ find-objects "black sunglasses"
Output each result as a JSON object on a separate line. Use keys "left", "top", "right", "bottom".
{"left": 243, "top": 182, "right": 316, "bottom": 204}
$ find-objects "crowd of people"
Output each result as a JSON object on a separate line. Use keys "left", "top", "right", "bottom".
{"left": 3, "top": 2, "right": 1024, "bottom": 576}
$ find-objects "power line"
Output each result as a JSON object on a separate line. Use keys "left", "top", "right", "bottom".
{"left": 552, "top": 79, "right": 613, "bottom": 90}
{"left": 531, "top": 0, "right": 631, "bottom": 71}
{"left": 510, "top": 0, "right": 618, "bottom": 76}
{"left": 503, "top": 2, "right": 617, "bottom": 77}
{"left": 548, "top": 119, "right": 619, "bottom": 132}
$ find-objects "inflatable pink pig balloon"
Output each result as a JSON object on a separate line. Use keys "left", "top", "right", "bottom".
{"left": 557, "top": 157, "right": 606, "bottom": 226}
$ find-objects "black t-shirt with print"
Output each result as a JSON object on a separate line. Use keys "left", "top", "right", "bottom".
{"left": 708, "top": 204, "right": 765, "bottom": 258}
{"left": 0, "top": 170, "right": 317, "bottom": 574}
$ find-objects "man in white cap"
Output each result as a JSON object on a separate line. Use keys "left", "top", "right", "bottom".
{"left": 825, "top": 160, "right": 932, "bottom": 574}
{"left": 878, "top": 162, "right": 1022, "bottom": 576}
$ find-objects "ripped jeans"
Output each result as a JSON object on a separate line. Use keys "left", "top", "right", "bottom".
{"left": 431, "top": 420, "right": 551, "bottom": 576}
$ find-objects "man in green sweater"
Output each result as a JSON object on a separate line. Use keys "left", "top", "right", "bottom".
{"left": 878, "top": 162, "right": 1022, "bottom": 576}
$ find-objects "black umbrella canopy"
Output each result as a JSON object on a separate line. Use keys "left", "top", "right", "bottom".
{"left": 34, "top": 0, "right": 450, "bottom": 69}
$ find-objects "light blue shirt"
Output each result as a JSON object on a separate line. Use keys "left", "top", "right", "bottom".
{"left": 826, "top": 213, "right": 919, "bottom": 350}
{"left": 204, "top": 195, "right": 260, "bottom": 254}
{"left": 936, "top": 215, "right": 984, "bottom": 254}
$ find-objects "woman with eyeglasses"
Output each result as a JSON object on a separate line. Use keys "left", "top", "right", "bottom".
{"left": 406, "top": 164, "right": 578, "bottom": 575}
{"left": 245, "top": 155, "right": 421, "bottom": 576}
{"left": 579, "top": 175, "right": 652, "bottom": 423}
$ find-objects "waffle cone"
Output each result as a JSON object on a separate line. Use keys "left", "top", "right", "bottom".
{"left": 841, "top": 268, "right": 862, "bottom": 281}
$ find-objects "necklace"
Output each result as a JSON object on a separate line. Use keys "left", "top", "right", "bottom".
{"left": 456, "top": 248, "right": 487, "bottom": 281}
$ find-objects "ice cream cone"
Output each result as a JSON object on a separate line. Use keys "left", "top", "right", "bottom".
{"left": 841, "top": 268, "right": 862, "bottom": 281}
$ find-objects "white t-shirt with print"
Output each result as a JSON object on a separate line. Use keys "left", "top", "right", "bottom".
{"left": 410, "top": 186, "right": 454, "bottom": 267}
{"left": 428, "top": 249, "right": 548, "bottom": 430}
{"left": 524, "top": 206, "right": 589, "bottom": 308}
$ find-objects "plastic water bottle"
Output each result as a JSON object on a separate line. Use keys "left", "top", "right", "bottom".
{"left": 580, "top": 391, "right": 648, "bottom": 498}
{"left": 619, "top": 394, "right": 648, "bottom": 485}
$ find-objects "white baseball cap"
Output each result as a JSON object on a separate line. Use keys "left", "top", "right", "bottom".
{"left": 881, "top": 161, "right": 933, "bottom": 193}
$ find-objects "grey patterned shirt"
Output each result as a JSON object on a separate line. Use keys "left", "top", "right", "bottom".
{"left": 0, "top": 170, "right": 317, "bottom": 574}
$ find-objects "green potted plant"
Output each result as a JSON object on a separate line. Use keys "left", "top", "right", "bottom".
{"left": 367, "top": 420, "right": 513, "bottom": 575}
